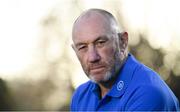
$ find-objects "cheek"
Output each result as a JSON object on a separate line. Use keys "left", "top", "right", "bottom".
{"left": 100, "top": 46, "right": 117, "bottom": 62}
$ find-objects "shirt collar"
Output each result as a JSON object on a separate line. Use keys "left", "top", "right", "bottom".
{"left": 90, "top": 54, "right": 139, "bottom": 98}
{"left": 107, "top": 53, "right": 139, "bottom": 97}
{"left": 91, "top": 81, "right": 101, "bottom": 99}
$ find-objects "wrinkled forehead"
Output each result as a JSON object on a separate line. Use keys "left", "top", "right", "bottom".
{"left": 72, "top": 12, "right": 114, "bottom": 42}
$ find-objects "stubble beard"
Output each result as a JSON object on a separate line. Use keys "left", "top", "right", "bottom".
{"left": 89, "top": 70, "right": 112, "bottom": 83}
{"left": 88, "top": 51, "right": 121, "bottom": 84}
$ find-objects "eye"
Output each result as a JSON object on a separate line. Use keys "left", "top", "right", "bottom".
{"left": 96, "top": 40, "right": 107, "bottom": 47}
{"left": 77, "top": 45, "right": 87, "bottom": 51}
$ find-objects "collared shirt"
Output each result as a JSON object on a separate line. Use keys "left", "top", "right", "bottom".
{"left": 71, "top": 54, "right": 179, "bottom": 111}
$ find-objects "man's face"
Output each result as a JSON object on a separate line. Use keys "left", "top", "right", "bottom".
{"left": 72, "top": 14, "right": 121, "bottom": 83}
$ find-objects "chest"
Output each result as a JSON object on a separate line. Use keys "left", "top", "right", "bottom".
{"left": 77, "top": 93, "right": 128, "bottom": 111}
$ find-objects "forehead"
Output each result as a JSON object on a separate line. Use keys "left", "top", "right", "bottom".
{"left": 72, "top": 13, "right": 112, "bottom": 44}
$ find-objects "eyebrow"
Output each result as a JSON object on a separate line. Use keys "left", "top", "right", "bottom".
{"left": 74, "top": 35, "right": 109, "bottom": 47}
{"left": 75, "top": 42, "right": 86, "bottom": 48}
{"left": 94, "top": 35, "right": 108, "bottom": 42}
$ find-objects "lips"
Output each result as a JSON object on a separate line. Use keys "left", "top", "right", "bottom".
{"left": 89, "top": 66, "right": 106, "bottom": 74}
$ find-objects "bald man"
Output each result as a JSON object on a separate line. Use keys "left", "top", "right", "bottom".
{"left": 71, "top": 9, "right": 179, "bottom": 111}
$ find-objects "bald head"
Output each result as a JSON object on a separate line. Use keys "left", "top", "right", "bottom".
{"left": 72, "top": 9, "right": 122, "bottom": 42}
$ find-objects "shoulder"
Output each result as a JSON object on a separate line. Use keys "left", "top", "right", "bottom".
{"left": 126, "top": 54, "right": 161, "bottom": 83}
{"left": 133, "top": 84, "right": 166, "bottom": 103}
{"left": 126, "top": 84, "right": 178, "bottom": 110}
{"left": 73, "top": 80, "right": 92, "bottom": 96}
{"left": 70, "top": 80, "right": 92, "bottom": 110}
{"left": 71, "top": 80, "right": 92, "bottom": 99}
{"left": 133, "top": 62, "right": 163, "bottom": 84}
{"left": 126, "top": 85, "right": 165, "bottom": 110}
{"left": 124, "top": 55, "right": 179, "bottom": 110}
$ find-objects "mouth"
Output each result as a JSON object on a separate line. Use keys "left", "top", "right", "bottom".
{"left": 89, "top": 66, "right": 106, "bottom": 74}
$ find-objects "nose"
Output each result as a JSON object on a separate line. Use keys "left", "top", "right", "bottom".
{"left": 88, "top": 46, "right": 100, "bottom": 63}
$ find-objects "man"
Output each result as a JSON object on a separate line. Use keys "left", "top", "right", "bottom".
{"left": 71, "top": 8, "right": 179, "bottom": 111}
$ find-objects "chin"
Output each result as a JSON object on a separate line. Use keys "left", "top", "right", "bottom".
{"left": 89, "top": 71, "right": 113, "bottom": 83}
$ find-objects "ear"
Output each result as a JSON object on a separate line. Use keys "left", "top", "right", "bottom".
{"left": 118, "top": 32, "right": 128, "bottom": 52}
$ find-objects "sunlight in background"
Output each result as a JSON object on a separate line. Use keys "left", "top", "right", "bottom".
{"left": 0, "top": 0, "right": 59, "bottom": 77}
{"left": 121, "top": 0, "right": 180, "bottom": 50}
{"left": 146, "top": 0, "right": 180, "bottom": 49}
{"left": 80, "top": 0, "right": 103, "bottom": 9}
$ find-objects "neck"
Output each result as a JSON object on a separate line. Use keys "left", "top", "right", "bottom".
{"left": 98, "top": 78, "right": 116, "bottom": 98}
{"left": 98, "top": 54, "right": 128, "bottom": 98}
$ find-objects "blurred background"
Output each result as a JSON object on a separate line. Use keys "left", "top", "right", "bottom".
{"left": 0, "top": 0, "right": 179, "bottom": 110}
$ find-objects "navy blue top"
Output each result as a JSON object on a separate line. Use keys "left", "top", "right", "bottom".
{"left": 71, "top": 54, "right": 179, "bottom": 111}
